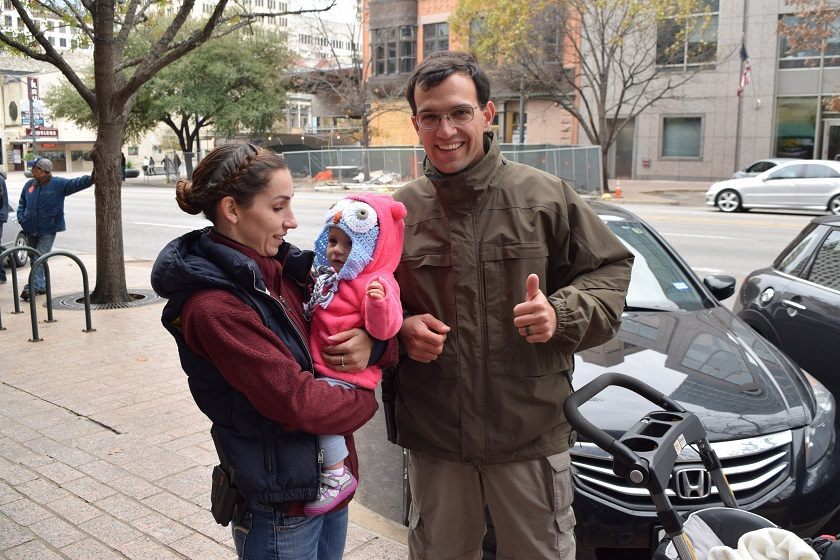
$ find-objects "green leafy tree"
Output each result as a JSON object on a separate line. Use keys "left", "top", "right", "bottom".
{"left": 48, "top": 28, "right": 293, "bottom": 179}
{"left": 452, "top": 0, "right": 720, "bottom": 192}
{"left": 0, "top": 0, "right": 335, "bottom": 303}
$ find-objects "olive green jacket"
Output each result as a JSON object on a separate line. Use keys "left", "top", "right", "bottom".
{"left": 392, "top": 133, "right": 633, "bottom": 464}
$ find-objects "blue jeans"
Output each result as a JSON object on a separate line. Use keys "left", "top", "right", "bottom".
{"left": 24, "top": 232, "right": 56, "bottom": 292}
{"left": 231, "top": 503, "right": 348, "bottom": 559}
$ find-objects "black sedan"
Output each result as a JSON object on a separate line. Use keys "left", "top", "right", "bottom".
{"left": 734, "top": 215, "right": 840, "bottom": 399}
{"left": 569, "top": 203, "right": 839, "bottom": 560}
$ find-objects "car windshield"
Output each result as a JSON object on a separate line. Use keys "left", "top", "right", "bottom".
{"left": 603, "top": 216, "right": 707, "bottom": 312}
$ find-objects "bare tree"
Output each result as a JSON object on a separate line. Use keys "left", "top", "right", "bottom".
{"left": 452, "top": 0, "right": 722, "bottom": 192}
{"left": 288, "top": 16, "right": 406, "bottom": 180}
{"left": 0, "top": 0, "right": 335, "bottom": 303}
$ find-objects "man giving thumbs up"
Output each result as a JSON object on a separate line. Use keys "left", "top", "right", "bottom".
{"left": 391, "top": 51, "right": 634, "bottom": 559}
{"left": 513, "top": 273, "right": 557, "bottom": 343}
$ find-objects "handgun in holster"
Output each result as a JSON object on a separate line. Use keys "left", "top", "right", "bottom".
{"left": 210, "top": 433, "right": 245, "bottom": 526}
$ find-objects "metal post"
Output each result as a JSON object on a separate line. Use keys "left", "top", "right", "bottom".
{"left": 518, "top": 75, "right": 526, "bottom": 144}
{"left": 27, "top": 76, "right": 37, "bottom": 156}
{"left": 195, "top": 113, "right": 201, "bottom": 162}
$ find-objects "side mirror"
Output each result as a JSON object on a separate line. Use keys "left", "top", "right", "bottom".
{"left": 703, "top": 275, "right": 736, "bottom": 301}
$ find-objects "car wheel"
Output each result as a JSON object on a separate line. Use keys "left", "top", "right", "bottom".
{"left": 830, "top": 194, "right": 840, "bottom": 215}
{"left": 13, "top": 231, "right": 29, "bottom": 267}
{"left": 716, "top": 190, "right": 742, "bottom": 213}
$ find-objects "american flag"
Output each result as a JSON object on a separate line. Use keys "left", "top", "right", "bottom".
{"left": 737, "top": 43, "right": 751, "bottom": 96}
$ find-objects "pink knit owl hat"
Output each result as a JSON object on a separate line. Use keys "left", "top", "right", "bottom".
{"left": 313, "top": 198, "right": 380, "bottom": 281}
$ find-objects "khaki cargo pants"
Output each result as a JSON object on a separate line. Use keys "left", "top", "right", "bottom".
{"left": 407, "top": 450, "right": 576, "bottom": 560}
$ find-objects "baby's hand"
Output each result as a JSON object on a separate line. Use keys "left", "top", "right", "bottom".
{"left": 366, "top": 279, "right": 385, "bottom": 299}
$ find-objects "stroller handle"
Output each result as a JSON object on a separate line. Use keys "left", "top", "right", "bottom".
{"left": 564, "top": 372, "right": 687, "bottom": 467}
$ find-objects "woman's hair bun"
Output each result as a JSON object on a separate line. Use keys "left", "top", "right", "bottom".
{"left": 175, "top": 179, "right": 201, "bottom": 215}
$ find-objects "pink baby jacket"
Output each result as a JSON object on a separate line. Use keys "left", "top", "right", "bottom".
{"left": 306, "top": 193, "right": 406, "bottom": 389}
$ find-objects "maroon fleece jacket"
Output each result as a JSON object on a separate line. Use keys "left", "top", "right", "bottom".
{"left": 180, "top": 233, "right": 393, "bottom": 512}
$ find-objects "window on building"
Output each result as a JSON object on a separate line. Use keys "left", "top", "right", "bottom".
{"left": 59, "top": 37, "right": 66, "bottom": 47}
{"left": 656, "top": 0, "right": 719, "bottom": 70}
{"left": 661, "top": 116, "right": 702, "bottom": 158}
{"left": 468, "top": 18, "right": 484, "bottom": 51}
{"left": 775, "top": 97, "right": 817, "bottom": 159}
{"left": 372, "top": 26, "right": 416, "bottom": 75}
{"left": 423, "top": 22, "right": 448, "bottom": 55}
{"left": 779, "top": 13, "right": 840, "bottom": 68}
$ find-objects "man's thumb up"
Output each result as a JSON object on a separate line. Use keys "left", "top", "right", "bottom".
{"left": 525, "top": 273, "right": 541, "bottom": 301}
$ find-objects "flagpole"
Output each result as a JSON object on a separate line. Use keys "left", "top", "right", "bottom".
{"left": 734, "top": 1, "right": 748, "bottom": 172}
{"left": 734, "top": 68, "right": 744, "bottom": 171}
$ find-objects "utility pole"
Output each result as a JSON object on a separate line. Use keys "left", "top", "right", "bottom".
{"left": 518, "top": 75, "right": 526, "bottom": 144}
{"left": 194, "top": 113, "right": 201, "bottom": 161}
{"left": 26, "top": 76, "right": 38, "bottom": 157}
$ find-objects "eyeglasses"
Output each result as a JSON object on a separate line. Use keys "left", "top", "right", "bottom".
{"left": 413, "top": 105, "right": 482, "bottom": 130}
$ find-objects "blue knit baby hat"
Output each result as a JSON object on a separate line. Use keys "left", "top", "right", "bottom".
{"left": 313, "top": 198, "right": 380, "bottom": 280}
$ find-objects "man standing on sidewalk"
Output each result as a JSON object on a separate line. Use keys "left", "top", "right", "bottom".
{"left": 17, "top": 157, "right": 94, "bottom": 301}
{"left": 391, "top": 51, "right": 633, "bottom": 559}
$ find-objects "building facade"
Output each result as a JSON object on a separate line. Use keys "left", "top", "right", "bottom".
{"left": 361, "top": 0, "right": 579, "bottom": 147}
{"left": 610, "top": 0, "right": 762, "bottom": 181}
{"left": 0, "top": 0, "right": 95, "bottom": 173}
{"left": 601, "top": 0, "right": 840, "bottom": 181}
{"left": 356, "top": 1, "right": 840, "bottom": 182}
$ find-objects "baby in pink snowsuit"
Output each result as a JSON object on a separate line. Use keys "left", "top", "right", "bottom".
{"left": 303, "top": 193, "right": 406, "bottom": 515}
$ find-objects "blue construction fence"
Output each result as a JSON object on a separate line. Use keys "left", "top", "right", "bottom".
{"left": 282, "top": 144, "right": 602, "bottom": 194}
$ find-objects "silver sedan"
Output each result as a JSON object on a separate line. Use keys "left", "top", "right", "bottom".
{"left": 706, "top": 159, "right": 840, "bottom": 214}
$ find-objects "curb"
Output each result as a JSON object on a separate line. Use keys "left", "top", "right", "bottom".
{"left": 349, "top": 502, "right": 408, "bottom": 546}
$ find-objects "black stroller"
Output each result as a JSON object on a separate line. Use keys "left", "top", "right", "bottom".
{"left": 564, "top": 372, "right": 839, "bottom": 560}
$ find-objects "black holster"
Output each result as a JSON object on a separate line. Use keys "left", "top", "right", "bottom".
{"left": 381, "top": 366, "right": 398, "bottom": 444}
{"left": 210, "top": 431, "right": 246, "bottom": 526}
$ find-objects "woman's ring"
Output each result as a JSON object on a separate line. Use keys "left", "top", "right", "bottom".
{"left": 340, "top": 354, "right": 345, "bottom": 368}
{"left": 525, "top": 325, "right": 532, "bottom": 336}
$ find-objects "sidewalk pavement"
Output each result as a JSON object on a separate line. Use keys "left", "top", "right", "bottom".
{"left": 0, "top": 254, "right": 409, "bottom": 559}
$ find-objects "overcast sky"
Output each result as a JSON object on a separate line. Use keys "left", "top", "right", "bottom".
{"left": 293, "top": 0, "right": 357, "bottom": 24}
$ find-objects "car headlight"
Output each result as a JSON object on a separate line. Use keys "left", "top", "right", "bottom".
{"left": 804, "top": 372, "right": 835, "bottom": 468}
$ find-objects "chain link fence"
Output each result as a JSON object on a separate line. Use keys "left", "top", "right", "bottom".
{"left": 283, "top": 144, "right": 602, "bottom": 194}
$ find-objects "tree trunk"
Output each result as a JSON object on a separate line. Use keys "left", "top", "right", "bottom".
{"left": 87, "top": 1, "right": 131, "bottom": 304}
{"left": 90, "top": 120, "right": 130, "bottom": 304}
{"left": 600, "top": 142, "right": 611, "bottom": 194}
{"left": 183, "top": 152, "right": 195, "bottom": 179}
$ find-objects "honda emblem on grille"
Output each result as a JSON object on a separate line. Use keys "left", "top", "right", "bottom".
{"left": 674, "top": 468, "right": 712, "bottom": 499}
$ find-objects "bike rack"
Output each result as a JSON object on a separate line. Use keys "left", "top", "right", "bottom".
{"left": 0, "top": 245, "right": 42, "bottom": 329}
{"left": 26, "top": 250, "right": 95, "bottom": 342}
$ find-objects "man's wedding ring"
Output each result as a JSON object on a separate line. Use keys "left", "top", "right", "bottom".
{"left": 525, "top": 325, "right": 532, "bottom": 336}
{"left": 340, "top": 354, "right": 345, "bottom": 368}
